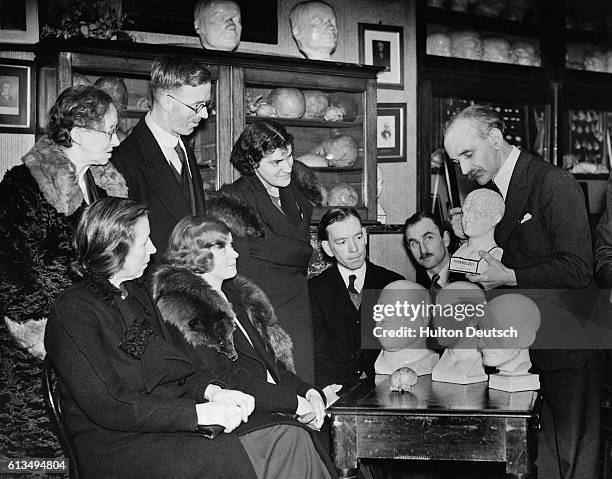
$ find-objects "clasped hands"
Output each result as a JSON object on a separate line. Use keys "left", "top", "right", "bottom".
{"left": 296, "top": 388, "right": 327, "bottom": 430}
{"left": 196, "top": 385, "right": 255, "bottom": 433}
{"left": 450, "top": 207, "right": 517, "bottom": 289}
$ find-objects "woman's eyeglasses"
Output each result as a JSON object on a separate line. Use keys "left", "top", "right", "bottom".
{"left": 91, "top": 125, "right": 119, "bottom": 139}
{"left": 166, "top": 94, "right": 214, "bottom": 115}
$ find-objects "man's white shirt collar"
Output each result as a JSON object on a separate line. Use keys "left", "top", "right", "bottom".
{"left": 337, "top": 262, "right": 367, "bottom": 293}
{"left": 492, "top": 146, "right": 520, "bottom": 200}
{"left": 145, "top": 112, "right": 189, "bottom": 174}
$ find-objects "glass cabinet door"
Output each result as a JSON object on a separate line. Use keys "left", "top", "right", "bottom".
{"left": 243, "top": 72, "right": 372, "bottom": 222}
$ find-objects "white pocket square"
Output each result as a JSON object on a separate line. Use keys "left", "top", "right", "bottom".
{"left": 520, "top": 213, "right": 532, "bottom": 224}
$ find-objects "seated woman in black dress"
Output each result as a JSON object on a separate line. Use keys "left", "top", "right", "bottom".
{"left": 152, "top": 215, "right": 336, "bottom": 479}
{"left": 44, "top": 197, "right": 295, "bottom": 479}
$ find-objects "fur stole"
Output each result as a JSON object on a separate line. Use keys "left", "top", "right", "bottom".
{"left": 206, "top": 191, "right": 266, "bottom": 239}
{"left": 152, "top": 266, "right": 295, "bottom": 372}
{"left": 22, "top": 138, "right": 128, "bottom": 215}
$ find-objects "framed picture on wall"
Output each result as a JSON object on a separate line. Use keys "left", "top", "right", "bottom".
{"left": 376, "top": 103, "right": 406, "bottom": 162}
{"left": 0, "top": 0, "right": 39, "bottom": 44}
{"left": 358, "top": 23, "right": 404, "bottom": 89}
{"left": 0, "top": 59, "right": 35, "bottom": 133}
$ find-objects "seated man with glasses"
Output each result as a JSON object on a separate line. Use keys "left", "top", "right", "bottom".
{"left": 112, "top": 56, "right": 212, "bottom": 273}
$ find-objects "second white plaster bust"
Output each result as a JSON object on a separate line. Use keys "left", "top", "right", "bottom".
{"left": 290, "top": 1, "right": 338, "bottom": 60}
{"left": 194, "top": 0, "right": 242, "bottom": 51}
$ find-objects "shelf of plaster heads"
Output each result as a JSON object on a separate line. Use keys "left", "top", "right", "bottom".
{"left": 422, "top": 54, "right": 546, "bottom": 80}
{"left": 245, "top": 116, "right": 361, "bottom": 129}
{"left": 423, "top": 6, "right": 542, "bottom": 38}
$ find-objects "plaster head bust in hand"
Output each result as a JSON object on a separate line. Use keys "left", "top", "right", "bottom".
{"left": 450, "top": 188, "right": 504, "bottom": 275}
{"left": 374, "top": 280, "right": 439, "bottom": 376}
{"left": 290, "top": 1, "right": 338, "bottom": 60}
{"left": 194, "top": 0, "right": 242, "bottom": 51}
{"left": 479, "top": 294, "right": 541, "bottom": 391}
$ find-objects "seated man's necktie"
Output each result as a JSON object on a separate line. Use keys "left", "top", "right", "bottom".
{"left": 348, "top": 274, "right": 362, "bottom": 310}
{"left": 431, "top": 273, "right": 442, "bottom": 292}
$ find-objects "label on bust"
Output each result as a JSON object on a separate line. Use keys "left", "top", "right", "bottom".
{"left": 449, "top": 256, "right": 480, "bottom": 274}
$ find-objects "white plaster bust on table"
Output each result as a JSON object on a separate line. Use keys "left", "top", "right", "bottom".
{"left": 431, "top": 281, "right": 488, "bottom": 384}
{"left": 374, "top": 281, "right": 439, "bottom": 376}
{"left": 194, "top": 0, "right": 242, "bottom": 51}
{"left": 450, "top": 188, "right": 504, "bottom": 275}
{"left": 480, "top": 294, "right": 541, "bottom": 392}
{"left": 290, "top": 1, "right": 338, "bottom": 60}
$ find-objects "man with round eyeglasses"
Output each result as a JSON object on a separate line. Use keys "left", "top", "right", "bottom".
{"left": 112, "top": 56, "right": 211, "bottom": 272}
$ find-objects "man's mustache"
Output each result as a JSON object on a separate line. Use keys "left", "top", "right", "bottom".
{"left": 420, "top": 253, "right": 433, "bottom": 260}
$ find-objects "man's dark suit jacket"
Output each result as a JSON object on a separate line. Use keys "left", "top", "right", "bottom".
{"left": 309, "top": 260, "right": 403, "bottom": 388}
{"left": 495, "top": 150, "right": 596, "bottom": 371}
{"left": 498, "top": 150, "right": 603, "bottom": 479}
{"left": 111, "top": 118, "right": 206, "bottom": 267}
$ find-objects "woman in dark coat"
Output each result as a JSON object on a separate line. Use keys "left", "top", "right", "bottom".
{"left": 152, "top": 215, "right": 336, "bottom": 479}
{"left": 215, "top": 120, "right": 315, "bottom": 381}
{"left": 45, "top": 198, "right": 259, "bottom": 479}
{"left": 0, "top": 86, "right": 127, "bottom": 457}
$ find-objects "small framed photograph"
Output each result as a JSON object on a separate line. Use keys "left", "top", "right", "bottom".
{"left": 0, "top": 59, "right": 35, "bottom": 133}
{"left": 0, "top": 0, "right": 39, "bottom": 44}
{"left": 376, "top": 103, "right": 406, "bottom": 162}
{"left": 358, "top": 23, "right": 404, "bottom": 89}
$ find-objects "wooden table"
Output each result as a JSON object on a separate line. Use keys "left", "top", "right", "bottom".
{"left": 329, "top": 375, "right": 540, "bottom": 478}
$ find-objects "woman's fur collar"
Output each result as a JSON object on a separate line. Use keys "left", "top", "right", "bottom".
{"left": 22, "top": 138, "right": 128, "bottom": 215}
{"left": 206, "top": 191, "right": 266, "bottom": 239}
{"left": 152, "top": 266, "right": 295, "bottom": 372}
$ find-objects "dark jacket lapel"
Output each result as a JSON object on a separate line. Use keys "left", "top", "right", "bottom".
{"left": 132, "top": 120, "right": 191, "bottom": 222}
{"left": 244, "top": 175, "right": 312, "bottom": 243}
{"left": 184, "top": 143, "right": 206, "bottom": 215}
{"left": 495, "top": 151, "right": 532, "bottom": 247}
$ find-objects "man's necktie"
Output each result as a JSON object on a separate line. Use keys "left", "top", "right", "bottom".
{"left": 348, "top": 274, "right": 362, "bottom": 310}
{"left": 431, "top": 274, "right": 442, "bottom": 292}
{"left": 486, "top": 180, "right": 502, "bottom": 197}
{"left": 174, "top": 143, "right": 190, "bottom": 202}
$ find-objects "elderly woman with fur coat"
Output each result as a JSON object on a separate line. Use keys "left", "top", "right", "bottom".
{"left": 0, "top": 85, "right": 127, "bottom": 457}
{"left": 152, "top": 215, "right": 336, "bottom": 479}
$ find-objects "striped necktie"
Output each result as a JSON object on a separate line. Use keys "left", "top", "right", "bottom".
{"left": 348, "top": 274, "right": 362, "bottom": 310}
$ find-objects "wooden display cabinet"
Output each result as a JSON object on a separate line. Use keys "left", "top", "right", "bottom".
{"left": 35, "top": 39, "right": 381, "bottom": 223}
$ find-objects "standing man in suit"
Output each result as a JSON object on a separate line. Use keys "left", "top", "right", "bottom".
{"left": 112, "top": 56, "right": 210, "bottom": 269}
{"left": 404, "top": 211, "right": 457, "bottom": 290}
{"left": 444, "top": 105, "right": 602, "bottom": 479}
{"left": 310, "top": 207, "right": 403, "bottom": 390}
